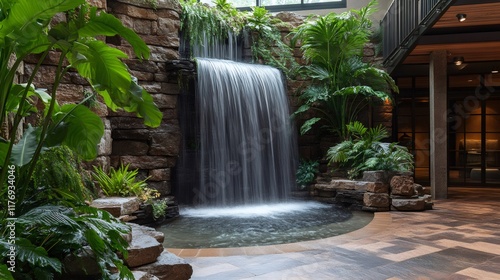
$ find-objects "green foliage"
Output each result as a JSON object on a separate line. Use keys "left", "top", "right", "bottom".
{"left": 0, "top": 0, "right": 163, "bottom": 206}
{"left": 179, "top": 0, "right": 298, "bottom": 77}
{"left": 152, "top": 199, "right": 168, "bottom": 220}
{"left": 246, "top": 7, "right": 299, "bottom": 78}
{"left": 327, "top": 121, "right": 413, "bottom": 179}
{"left": 291, "top": 0, "right": 398, "bottom": 139}
{"left": 20, "top": 146, "right": 94, "bottom": 213}
{"left": 0, "top": 1, "right": 161, "bottom": 278}
{"left": 296, "top": 159, "right": 319, "bottom": 189}
{"left": 180, "top": 0, "right": 244, "bottom": 48}
{"left": 92, "top": 164, "right": 148, "bottom": 197}
{"left": 0, "top": 205, "right": 133, "bottom": 279}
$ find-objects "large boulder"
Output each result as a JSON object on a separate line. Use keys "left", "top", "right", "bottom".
{"left": 363, "top": 193, "right": 390, "bottom": 208}
{"left": 129, "top": 223, "right": 165, "bottom": 243}
{"left": 125, "top": 233, "right": 164, "bottom": 268}
{"left": 390, "top": 175, "right": 415, "bottom": 196}
{"left": 137, "top": 251, "right": 193, "bottom": 280}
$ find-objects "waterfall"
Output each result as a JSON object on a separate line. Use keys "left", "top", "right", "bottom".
{"left": 192, "top": 58, "right": 297, "bottom": 206}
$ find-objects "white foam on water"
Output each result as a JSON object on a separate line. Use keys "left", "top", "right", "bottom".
{"left": 181, "top": 201, "right": 330, "bottom": 218}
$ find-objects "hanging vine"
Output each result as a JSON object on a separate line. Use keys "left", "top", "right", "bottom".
{"left": 179, "top": 0, "right": 299, "bottom": 78}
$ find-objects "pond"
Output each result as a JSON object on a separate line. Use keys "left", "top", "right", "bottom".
{"left": 157, "top": 201, "right": 373, "bottom": 248}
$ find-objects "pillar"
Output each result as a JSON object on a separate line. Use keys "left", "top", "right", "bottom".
{"left": 429, "top": 50, "right": 448, "bottom": 199}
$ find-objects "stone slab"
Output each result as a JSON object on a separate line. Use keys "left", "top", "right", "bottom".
{"left": 391, "top": 198, "right": 426, "bottom": 211}
{"left": 91, "top": 197, "right": 141, "bottom": 217}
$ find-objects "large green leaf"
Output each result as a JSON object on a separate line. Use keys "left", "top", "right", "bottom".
{"left": 69, "top": 40, "right": 162, "bottom": 127}
{"left": 78, "top": 8, "right": 150, "bottom": 60}
{"left": 132, "top": 87, "right": 163, "bottom": 128}
{"left": 11, "top": 124, "right": 39, "bottom": 166}
{"left": 18, "top": 205, "right": 79, "bottom": 229}
{"left": 0, "top": 0, "right": 84, "bottom": 45}
{"left": 70, "top": 40, "right": 131, "bottom": 95}
{"left": 53, "top": 104, "right": 104, "bottom": 160}
{"left": 300, "top": 117, "right": 321, "bottom": 135}
{"left": 15, "top": 238, "right": 62, "bottom": 273}
{"left": 0, "top": 264, "right": 14, "bottom": 280}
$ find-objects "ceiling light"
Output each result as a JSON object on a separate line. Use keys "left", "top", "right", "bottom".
{"left": 456, "top": 13, "right": 467, "bottom": 22}
{"left": 492, "top": 70, "right": 499, "bottom": 74}
{"left": 453, "top": 56, "right": 464, "bottom": 66}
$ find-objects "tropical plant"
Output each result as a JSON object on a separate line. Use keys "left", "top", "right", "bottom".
{"left": 0, "top": 205, "right": 133, "bottom": 279}
{"left": 291, "top": 0, "right": 398, "bottom": 139}
{"left": 0, "top": 0, "right": 162, "bottom": 210}
{"left": 93, "top": 164, "right": 168, "bottom": 220}
{"left": 327, "top": 121, "right": 413, "bottom": 179}
{"left": 245, "top": 6, "right": 299, "bottom": 78}
{"left": 20, "top": 146, "right": 95, "bottom": 214}
{"left": 0, "top": 0, "right": 162, "bottom": 278}
{"left": 296, "top": 159, "right": 319, "bottom": 189}
{"left": 92, "top": 164, "right": 149, "bottom": 197}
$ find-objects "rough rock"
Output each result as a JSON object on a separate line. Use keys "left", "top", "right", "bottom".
{"left": 91, "top": 197, "right": 141, "bottom": 217}
{"left": 390, "top": 175, "right": 415, "bottom": 196}
{"left": 133, "top": 270, "right": 160, "bottom": 280}
{"left": 138, "top": 251, "right": 193, "bottom": 280}
{"left": 365, "top": 181, "right": 389, "bottom": 193}
{"left": 125, "top": 233, "right": 164, "bottom": 268}
{"left": 391, "top": 198, "right": 426, "bottom": 211}
{"left": 362, "top": 170, "right": 397, "bottom": 184}
{"left": 363, "top": 193, "right": 390, "bottom": 208}
{"left": 129, "top": 223, "right": 165, "bottom": 243}
{"left": 414, "top": 183, "right": 425, "bottom": 196}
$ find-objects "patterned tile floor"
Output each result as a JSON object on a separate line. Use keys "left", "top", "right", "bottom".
{"left": 171, "top": 188, "right": 500, "bottom": 279}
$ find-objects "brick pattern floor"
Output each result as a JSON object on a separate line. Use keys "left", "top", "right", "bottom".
{"left": 172, "top": 188, "right": 500, "bottom": 279}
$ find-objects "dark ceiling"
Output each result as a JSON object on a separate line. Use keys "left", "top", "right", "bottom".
{"left": 391, "top": 0, "right": 500, "bottom": 77}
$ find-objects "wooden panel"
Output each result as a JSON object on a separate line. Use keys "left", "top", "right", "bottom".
{"left": 434, "top": 3, "right": 500, "bottom": 28}
{"left": 406, "top": 41, "right": 500, "bottom": 64}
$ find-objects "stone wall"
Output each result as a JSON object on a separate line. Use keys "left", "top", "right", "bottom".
{"left": 22, "top": 0, "right": 182, "bottom": 197}
{"left": 106, "top": 0, "right": 182, "bottom": 196}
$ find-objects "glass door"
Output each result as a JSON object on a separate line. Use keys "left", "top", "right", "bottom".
{"left": 448, "top": 98, "right": 500, "bottom": 185}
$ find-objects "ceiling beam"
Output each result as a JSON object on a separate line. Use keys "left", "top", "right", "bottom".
{"left": 455, "top": 0, "right": 500, "bottom": 5}
{"left": 393, "top": 61, "right": 500, "bottom": 77}
{"left": 418, "top": 31, "right": 500, "bottom": 45}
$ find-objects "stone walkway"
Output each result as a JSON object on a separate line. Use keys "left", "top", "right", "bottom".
{"left": 171, "top": 188, "right": 500, "bottom": 279}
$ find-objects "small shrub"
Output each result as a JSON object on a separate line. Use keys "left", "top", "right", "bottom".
{"left": 296, "top": 160, "right": 319, "bottom": 189}
{"left": 92, "top": 164, "right": 148, "bottom": 197}
{"left": 327, "top": 121, "right": 414, "bottom": 179}
{"left": 152, "top": 199, "right": 168, "bottom": 220}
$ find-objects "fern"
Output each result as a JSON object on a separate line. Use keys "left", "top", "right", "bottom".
{"left": 327, "top": 121, "right": 413, "bottom": 179}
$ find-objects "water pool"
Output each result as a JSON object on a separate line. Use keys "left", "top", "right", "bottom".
{"left": 157, "top": 201, "right": 373, "bottom": 248}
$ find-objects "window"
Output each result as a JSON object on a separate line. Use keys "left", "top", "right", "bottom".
{"left": 200, "top": 0, "right": 346, "bottom": 12}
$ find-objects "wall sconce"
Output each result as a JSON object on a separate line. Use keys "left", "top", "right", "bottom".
{"left": 456, "top": 13, "right": 467, "bottom": 22}
{"left": 453, "top": 56, "right": 464, "bottom": 66}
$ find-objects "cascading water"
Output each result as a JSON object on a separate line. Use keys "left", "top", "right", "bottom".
{"left": 194, "top": 58, "right": 297, "bottom": 206}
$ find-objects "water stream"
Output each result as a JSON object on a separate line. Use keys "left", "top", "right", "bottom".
{"left": 194, "top": 58, "right": 297, "bottom": 206}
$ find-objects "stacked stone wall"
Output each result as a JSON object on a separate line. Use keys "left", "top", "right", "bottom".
{"left": 22, "top": 0, "right": 182, "bottom": 196}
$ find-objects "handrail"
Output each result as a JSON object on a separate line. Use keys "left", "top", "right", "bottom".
{"left": 382, "top": 0, "right": 447, "bottom": 72}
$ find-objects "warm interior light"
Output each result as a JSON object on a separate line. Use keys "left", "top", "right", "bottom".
{"left": 492, "top": 70, "right": 499, "bottom": 74}
{"left": 453, "top": 56, "right": 464, "bottom": 66}
{"left": 456, "top": 13, "right": 467, "bottom": 22}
